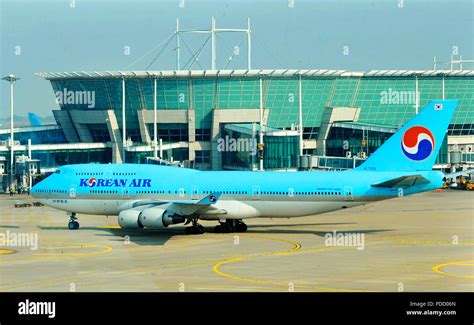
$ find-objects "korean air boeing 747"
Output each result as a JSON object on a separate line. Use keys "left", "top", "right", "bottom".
{"left": 31, "top": 100, "right": 457, "bottom": 234}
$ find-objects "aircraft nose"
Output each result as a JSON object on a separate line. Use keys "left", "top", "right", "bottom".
{"left": 31, "top": 176, "right": 48, "bottom": 198}
{"left": 30, "top": 182, "right": 39, "bottom": 198}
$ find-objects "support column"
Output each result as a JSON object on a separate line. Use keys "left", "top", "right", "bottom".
{"left": 415, "top": 76, "right": 419, "bottom": 115}
{"left": 442, "top": 76, "right": 445, "bottom": 100}
{"left": 122, "top": 78, "right": 126, "bottom": 163}
{"left": 9, "top": 81, "right": 15, "bottom": 187}
{"left": 259, "top": 78, "right": 264, "bottom": 171}
{"left": 153, "top": 78, "right": 158, "bottom": 158}
{"left": 105, "top": 110, "right": 123, "bottom": 164}
{"left": 247, "top": 18, "right": 251, "bottom": 70}
{"left": 298, "top": 75, "right": 303, "bottom": 156}
{"left": 211, "top": 17, "right": 216, "bottom": 70}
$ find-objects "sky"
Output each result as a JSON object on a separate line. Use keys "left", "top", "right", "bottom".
{"left": 0, "top": 0, "right": 473, "bottom": 119}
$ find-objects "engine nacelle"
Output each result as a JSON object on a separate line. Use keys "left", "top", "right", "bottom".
{"left": 118, "top": 209, "right": 143, "bottom": 229}
{"left": 139, "top": 207, "right": 186, "bottom": 229}
{"left": 117, "top": 207, "right": 186, "bottom": 229}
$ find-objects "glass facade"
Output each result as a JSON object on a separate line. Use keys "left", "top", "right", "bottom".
{"left": 195, "top": 128, "right": 211, "bottom": 141}
{"left": 50, "top": 75, "right": 474, "bottom": 135}
{"left": 30, "top": 148, "right": 112, "bottom": 168}
{"left": 192, "top": 79, "right": 216, "bottom": 129}
{"left": 146, "top": 123, "right": 189, "bottom": 142}
{"left": 126, "top": 151, "right": 153, "bottom": 164}
{"left": 126, "top": 148, "right": 189, "bottom": 164}
{"left": 195, "top": 150, "right": 210, "bottom": 163}
{"left": 220, "top": 128, "right": 299, "bottom": 169}
{"left": 0, "top": 127, "right": 67, "bottom": 145}
{"left": 47, "top": 73, "right": 473, "bottom": 168}
{"left": 318, "top": 156, "right": 365, "bottom": 169}
{"left": 326, "top": 127, "right": 393, "bottom": 157}
{"left": 221, "top": 129, "right": 257, "bottom": 169}
{"left": 86, "top": 124, "right": 111, "bottom": 142}
{"left": 263, "top": 135, "right": 299, "bottom": 169}
{"left": 0, "top": 148, "right": 110, "bottom": 169}
{"left": 435, "top": 136, "right": 449, "bottom": 165}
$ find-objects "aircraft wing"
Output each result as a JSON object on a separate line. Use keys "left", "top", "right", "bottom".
{"left": 371, "top": 175, "right": 431, "bottom": 189}
{"left": 131, "top": 192, "right": 226, "bottom": 216}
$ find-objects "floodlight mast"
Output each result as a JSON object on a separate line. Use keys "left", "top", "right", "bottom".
{"left": 2, "top": 74, "right": 20, "bottom": 191}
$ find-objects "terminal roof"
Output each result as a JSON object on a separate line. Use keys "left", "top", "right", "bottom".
{"left": 35, "top": 69, "right": 474, "bottom": 80}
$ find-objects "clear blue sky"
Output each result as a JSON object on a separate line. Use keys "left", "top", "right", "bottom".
{"left": 0, "top": 0, "right": 472, "bottom": 119}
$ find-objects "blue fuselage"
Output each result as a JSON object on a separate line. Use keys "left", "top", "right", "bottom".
{"left": 31, "top": 164, "right": 444, "bottom": 219}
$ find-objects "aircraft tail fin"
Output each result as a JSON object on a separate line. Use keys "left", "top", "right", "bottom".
{"left": 28, "top": 112, "right": 43, "bottom": 126}
{"left": 357, "top": 100, "right": 458, "bottom": 172}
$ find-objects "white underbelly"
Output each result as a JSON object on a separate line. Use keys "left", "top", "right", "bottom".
{"left": 200, "top": 200, "right": 366, "bottom": 220}
{"left": 41, "top": 198, "right": 368, "bottom": 220}
{"left": 41, "top": 198, "right": 123, "bottom": 215}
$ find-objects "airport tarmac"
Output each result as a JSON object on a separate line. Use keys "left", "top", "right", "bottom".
{"left": 0, "top": 190, "right": 472, "bottom": 292}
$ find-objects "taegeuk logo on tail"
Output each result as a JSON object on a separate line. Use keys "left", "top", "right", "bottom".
{"left": 401, "top": 126, "right": 435, "bottom": 161}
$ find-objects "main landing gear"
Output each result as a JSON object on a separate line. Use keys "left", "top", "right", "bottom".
{"left": 67, "top": 212, "right": 80, "bottom": 230}
{"left": 185, "top": 216, "right": 204, "bottom": 235}
{"left": 214, "top": 219, "right": 247, "bottom": 233}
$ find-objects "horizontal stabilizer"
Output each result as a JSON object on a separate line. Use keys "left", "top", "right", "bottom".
{"left": 372, "top": 175, "right": 430, "bottom": 188}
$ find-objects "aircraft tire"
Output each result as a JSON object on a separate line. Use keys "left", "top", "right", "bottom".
{"left": 235, "top": 222, "right": 247, "bottom": 232}
{"left": 68, "top": 221, "right": 79, "bottom": 230}
{"left": 185, "top": 225, "right": 204, "bottom": 235}
{"left": 223, "top": 222, "right": 234, "bottom": 233}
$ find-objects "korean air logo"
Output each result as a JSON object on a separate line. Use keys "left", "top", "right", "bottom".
{"left": 401, "top": 126, "right": 435, "bottom": 161}
{"left": 87, "top": 178, "right": 98, "bottom": 187}
{"left": 209, "top": 195, "right": 217, "bottom": 203}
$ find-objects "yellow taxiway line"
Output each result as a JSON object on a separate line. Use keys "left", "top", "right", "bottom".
{"left": 432, "top": 260, "right": 474, "bottom": 279}
{"left": 212, "top": 233, "right": 371, "bottom": 292}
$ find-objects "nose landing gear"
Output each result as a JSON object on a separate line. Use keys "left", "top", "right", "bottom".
{"left": 67, "top": 212, "right": 79, "bottom": 230}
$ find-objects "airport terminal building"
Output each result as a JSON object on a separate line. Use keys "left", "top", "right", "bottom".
{"left": 1, "top": 68, "right": 474, "bottom": 190}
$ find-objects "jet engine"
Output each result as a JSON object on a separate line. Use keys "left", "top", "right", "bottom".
{"left": 118, "top": 207, "right": 186, "bottom": 229}
{"left": 118, "top": 209, "right": 143, "bottom": 229}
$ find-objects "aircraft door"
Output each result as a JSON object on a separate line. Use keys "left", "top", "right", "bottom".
{"left": 69, "top": 184, "right": 77, "bottom": 199}
{"left": 119, "top": 179, "right": 130, "bottom": 213}
{"left": 191, "top": 185, "right": 199, "bottom": 199}
{"left": 102, "top": 168, "right": 114, "bottom": 213}
{"left": 121, "top": 185, "right": 130, "bottom": 199}
{"left": 344, "top": 186, "right": 353, "bottom": 201}
{"left": 252, "top": 185, "right": 261, "bottom": 200}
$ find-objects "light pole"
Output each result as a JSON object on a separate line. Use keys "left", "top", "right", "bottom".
{"left": 2, "top": 74, "right": 20, "bottom": 192}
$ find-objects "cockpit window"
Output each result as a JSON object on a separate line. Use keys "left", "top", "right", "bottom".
{"left": 55, "top": 170, "right": 61, "bottom": 174}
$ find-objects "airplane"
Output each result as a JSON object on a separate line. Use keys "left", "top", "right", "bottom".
{"left": 28, "top": 112, "right": 43, "bottom": 126}
{"left": 31, "top": 100, "right": 457, "bottom": 235}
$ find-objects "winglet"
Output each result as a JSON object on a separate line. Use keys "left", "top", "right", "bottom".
{"left": 197, "top": 192, "right": 221, "bottom": 205}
